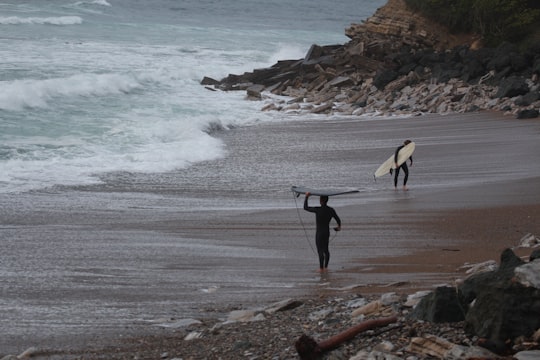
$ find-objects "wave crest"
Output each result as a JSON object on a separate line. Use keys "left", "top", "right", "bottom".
{"left": 76, "top": 0, "right": 111, "bottom": 6}
{"left": 0, "top": 16, "right": 83, "bottom": 25}
{"left": 0, "top": 73, "right": 143, "bottom": 111}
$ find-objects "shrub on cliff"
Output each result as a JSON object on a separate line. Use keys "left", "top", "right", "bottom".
{"left": 404, "top": 0, "right": 540, "bottom": 47}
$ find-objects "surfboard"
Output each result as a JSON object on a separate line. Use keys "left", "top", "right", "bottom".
{"left": 291, "top": 185, "right": 359, "bottom": 197}
{"left": 374, "top": 142, "right": 415, "bottom": 178}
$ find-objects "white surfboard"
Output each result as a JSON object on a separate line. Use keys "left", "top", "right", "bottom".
{"left": 374, "top": 142, "right": 415, "bottom": 178}
{"left": 291, "top": 186, "right": 359, "bottom": 197}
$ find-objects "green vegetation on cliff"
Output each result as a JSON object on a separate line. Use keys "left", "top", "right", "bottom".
{"left": 404, "top": 0, "right": 540, "bottom": 47}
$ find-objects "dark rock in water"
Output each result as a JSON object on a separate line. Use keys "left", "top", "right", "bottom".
{"left": 246, "top": 84, "right": 265, "bottom": 99}
{"left": 409, "top": 286, "right": 466, "bottom": 323}
{"left": 459, "top": 249, "right": 540, "bottom": 349}
{"left": 516, "top": 109, "right": 540, "bottom": 119}
{"left": 200, "top": 76, "right": 220, "bottom": 86}
{"left": 531, "top": 249, "right": 540, "bottom": 261}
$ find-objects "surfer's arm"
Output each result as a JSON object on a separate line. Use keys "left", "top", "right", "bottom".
{"left": 333, "top": 210, "right": 342, "bottom": 229}
{"left": 303, "top": 195, "right": 315, "bottom": 212}
{"left": 394, "top": 145, "right": 403, "bottom": 166}
{"left": 409, "top": 156, "right": 413, "bottom": 166}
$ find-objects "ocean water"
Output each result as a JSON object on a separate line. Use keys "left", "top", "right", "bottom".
{"left": 1, "top": 0, "right": 394, "bottom": 352}
{"left": 0, "top": 0, "right": 384, "bottom": 194}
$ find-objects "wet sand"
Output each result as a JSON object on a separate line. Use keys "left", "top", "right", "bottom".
{"left": 183, "top": 175, "right": 540, "bottom": 297}
{"left": 2, "top": 111, "right": 540, "bottom": 355}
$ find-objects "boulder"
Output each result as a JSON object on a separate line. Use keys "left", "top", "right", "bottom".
{"left": 246, "top": 84, "right": 265, "bottom": 99}
{"left": 200, "top": 76, "right": 220, "bottom": 86}
{"left": 496, "top": 76, "right": 530, "bottom": 98}
{"left": 405, "top": 249, "right": 540, "bottom": 354}
{"left": 459, "top": 248, "right": 524, "bottom": 304}
{"left": 409, "top": 286, "right": 466, "bottom": 323}
{"left": 514, "top": 259, "right": 540, "bottom": 288}
{"left": 515, "top": 91, "right": 540, "bottom": 106}
{"left": 516, "top": 109, "right": 539, "bottom": 119}
{"left": 374, "top": 69, "right": 399, "bottom": 90}
{"left": 460, "top": 249, "right": 540, "bottom": 349}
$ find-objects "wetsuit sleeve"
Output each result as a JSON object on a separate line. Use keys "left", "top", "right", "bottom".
{"left": 409, "top": 155, "right": 413, "bottom": 165}
{"left": 332, "top": 209, "right": 341, "bottom": 226}
{"left": 304, "top": 196, "right": 316, "bottom": 213}
{"left": 394, "top": 145, "right": 404, "bottom": 163}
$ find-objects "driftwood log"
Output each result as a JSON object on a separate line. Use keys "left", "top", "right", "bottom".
{"left": 295, "top": 315, "right": 398, "bottom": 360}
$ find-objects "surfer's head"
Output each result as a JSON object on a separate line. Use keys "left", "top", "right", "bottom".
{"left": 404, "top": 139, "right": 412, "bottom": 145}
{"left": 320, "top": 196, "right": 329, "bottom": 205}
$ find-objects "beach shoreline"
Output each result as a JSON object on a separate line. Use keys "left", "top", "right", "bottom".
{"left": 2, "top": 112, "right": 540, "bottom": 357}
{"left": 31, "top": 199, "right": 540, "bottom": 359}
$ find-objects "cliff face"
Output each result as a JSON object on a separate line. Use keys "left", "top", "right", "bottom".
{"left": 345, "top": 0, "right": 480, "bottom": 51}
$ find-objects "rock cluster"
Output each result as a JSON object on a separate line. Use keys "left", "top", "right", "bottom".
{"left": 202, "top": 0, "right": 540, "bottom": 118}
{"left": 411, "top": 248, "right": 540, "bottom": 357}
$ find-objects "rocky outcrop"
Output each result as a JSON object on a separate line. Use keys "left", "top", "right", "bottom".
{"left": 202, "top": 0, "right": 540, "bottom": 118}
{"left": 410, "top": 248, "right": 540, "bottom": 356}
{"left": 409, "top": 286, "right": 465, "bottom": 323}
{"left": 463, "top": 249, "right": 540, "bottom": 351}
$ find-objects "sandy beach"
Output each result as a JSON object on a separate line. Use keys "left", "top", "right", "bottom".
{"left": 1, "top": 111, "right": 540, "bottom": 356}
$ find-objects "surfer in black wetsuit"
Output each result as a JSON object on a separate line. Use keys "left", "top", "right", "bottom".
{"left": 392, "top": 139, "right": 413, "bottom": 191}
{"left": 304, "top": 192, "right": 341, "bottom": 272}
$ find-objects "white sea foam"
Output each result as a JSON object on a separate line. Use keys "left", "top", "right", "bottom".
{"left": 0, "top": 73, "right": 143, "bottom": 111}
{"left": 74, "top": 0, "right": 111, "bottom": 6}
{"left": 0, "top": 16, "right": 83, "bottom": 25}
{"left": 268, "top": 43, "right": 310, "bottom": 64}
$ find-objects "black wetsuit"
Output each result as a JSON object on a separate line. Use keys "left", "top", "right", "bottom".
{"left": 394, "top": 144, "right": 413, "bottom": 187}
{"left": 304, "top": 197, "right": 341, "bottom": 269}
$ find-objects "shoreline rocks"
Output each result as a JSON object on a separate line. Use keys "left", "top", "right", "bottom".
{"left": 145, "top": 248, "right": 540, "bottom": 359}
{"left": 202, "top": 0, "right": 540, "bottom": 119}
{"left": 410, "top": 248, "right": 540, "bottom": 357}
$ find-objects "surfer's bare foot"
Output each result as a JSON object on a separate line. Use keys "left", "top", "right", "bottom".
{"left": 403, "top": 186, "right": 408, "bottom": 191}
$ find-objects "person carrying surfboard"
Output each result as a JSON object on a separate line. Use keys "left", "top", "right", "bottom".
{"left": 392, "top": 139, "right": 414, "bottom": 190}
{"left": 303, "top": 192, "right": 341, "bottom": 273}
